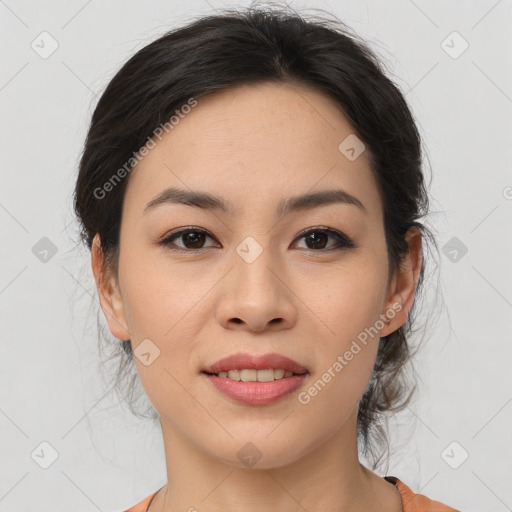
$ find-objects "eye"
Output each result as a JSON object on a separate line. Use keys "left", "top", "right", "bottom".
{"left": 292, "top": 227, "right": 355, "bottom": 251}
{"left": 158, "top": 226, "right": 354, "bottom": 253}
{"left": 159, "top": 227, "right": 220, "bottom": 252}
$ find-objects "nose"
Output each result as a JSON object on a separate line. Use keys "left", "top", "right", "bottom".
{"left": 215, "top": 245, "right": 298, "bottom": 332}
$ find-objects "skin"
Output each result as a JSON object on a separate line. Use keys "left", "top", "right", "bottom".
{"left": 92, "top": 81, "right": 422, "bottom": 512}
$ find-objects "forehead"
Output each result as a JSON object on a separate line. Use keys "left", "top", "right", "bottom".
{"left": 123, "top": 81, "right": 382, "bottom": 221}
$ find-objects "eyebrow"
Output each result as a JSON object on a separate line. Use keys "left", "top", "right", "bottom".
{"left": 143, "top": 186, "right": 366, "bottom": 216}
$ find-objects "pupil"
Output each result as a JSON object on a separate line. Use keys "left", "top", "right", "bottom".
{"left": 307, "top": 232, "right": 327, "bottom": 249}
{"left": 184, "top": 231, "right": 204, "bottom": 248}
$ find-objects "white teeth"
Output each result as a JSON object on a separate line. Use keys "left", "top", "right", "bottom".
{"left": 240, "top": 369, "right": 258, "bottom": 382}
{"left": 274, "top": 369, "right": 285, "bottom": 379}
{"left": 216, "top": 369, "right": 295, "bottom": 381}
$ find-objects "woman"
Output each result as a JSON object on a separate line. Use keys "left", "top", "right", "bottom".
{"left": 74, "top": 5, "right": 458, "bottom": 511}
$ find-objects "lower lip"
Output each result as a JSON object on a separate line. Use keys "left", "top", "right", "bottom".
{"left": 203, "top": 372, "right": 308, "bottom": 405}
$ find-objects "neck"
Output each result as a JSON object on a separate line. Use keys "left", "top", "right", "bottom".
{"left": 150, "top": 408, "right": 393, "bottom": 512}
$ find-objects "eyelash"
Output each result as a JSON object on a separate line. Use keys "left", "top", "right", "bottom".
{"left": 158, "top": 226, "right": 355, "bottom": 253}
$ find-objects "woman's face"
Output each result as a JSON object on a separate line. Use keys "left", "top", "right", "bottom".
{"left": 93, "top": 82, "right": 414, "bottom": 468}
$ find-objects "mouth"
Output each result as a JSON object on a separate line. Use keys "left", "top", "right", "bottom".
{"left": 202, "top": 368, "right": 307, "bottom": 381}
{"left": 201, "top": 352, "right": 309, "bottom": 405}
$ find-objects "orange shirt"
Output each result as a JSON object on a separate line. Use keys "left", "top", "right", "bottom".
{"left": 385, "top": 476, "right": 458, "bottom": 511}
{"left": 124, "top": 476, "right": 458, "bottom": 511}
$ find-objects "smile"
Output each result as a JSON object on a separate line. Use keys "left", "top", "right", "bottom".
{"left": 206, "top": 368, "right": 303, "bottom": 381}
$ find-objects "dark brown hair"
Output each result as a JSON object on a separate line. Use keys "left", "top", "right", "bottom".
{"left": 73, "top": 4, "right": 439, "bottom": 470}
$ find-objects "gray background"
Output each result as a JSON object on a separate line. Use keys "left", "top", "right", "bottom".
{"left": 1, "top": 0, "right": 511, "bottom": 511}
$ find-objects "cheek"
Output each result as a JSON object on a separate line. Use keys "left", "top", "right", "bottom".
{"left": 296, "top": 272, "right": 385, "bottom": 428}
{"left": 304, "top": 254, "right": 388, "bottom": 345}
{"left": 116, "top": 253, "right": 214, "bottom": 404}
{"left": 296, "top": 255, "right": 387, "bottom": 405}
{"left": 118, "top": 247, "right": 206, "bottom": 342}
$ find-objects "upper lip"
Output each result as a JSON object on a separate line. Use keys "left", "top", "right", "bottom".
{"left": 202, "top": 352, "right": 309, "bottom": 374}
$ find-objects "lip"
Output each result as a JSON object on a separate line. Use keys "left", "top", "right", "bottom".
{"left": 202, "top": 352, "right": 308, "bottom": 374}
{"left": 201, "top": 352, "right": 309, "bottom": 406}
{"left": 203, "top": 373, "right": 308, "bottom": 405}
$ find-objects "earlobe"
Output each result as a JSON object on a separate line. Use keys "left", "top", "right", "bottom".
{"left": 380, "top": 227, "right": 422, "bottom": 338}
{"left": 91, "top": 234, "right": 131, "bottom": 341}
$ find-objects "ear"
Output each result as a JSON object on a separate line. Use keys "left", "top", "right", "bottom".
{"left": 91, "top": 234, "right": 131, "bottom": 341}
{"left": 380, "top": 226, "right": 423, "bottom": 337}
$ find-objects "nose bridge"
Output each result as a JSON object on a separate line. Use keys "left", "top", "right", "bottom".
{"left": 215, "top": 234, "right": 297, "bottom": 331}
{"left": 232, "top": 235, "right": 280, "bottom": 300}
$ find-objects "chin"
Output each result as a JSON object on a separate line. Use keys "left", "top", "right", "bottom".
{"left": 207, "top": 435, "right": 309, "bottom": 470}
